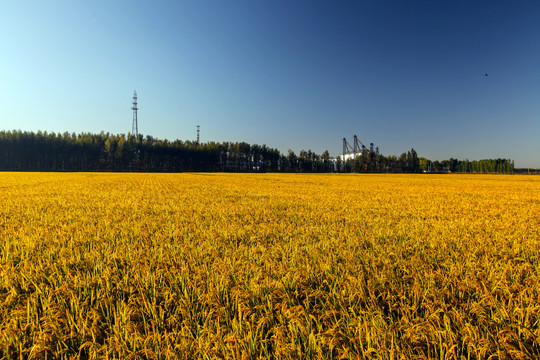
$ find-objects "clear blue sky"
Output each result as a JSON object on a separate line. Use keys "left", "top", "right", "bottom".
{"left": 1, "top": 1, "right": 539, "bottom": 167}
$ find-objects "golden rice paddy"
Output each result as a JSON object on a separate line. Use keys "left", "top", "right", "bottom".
{"left": 0, "top": 172, "right": 539, "bottom": 359}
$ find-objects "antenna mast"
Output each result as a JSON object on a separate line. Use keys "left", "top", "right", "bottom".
{"left": 196, "top": 125, "right": 200, "bottom": 144}
{"left": 131, "top": 91, "right": 138, "bottom": 137}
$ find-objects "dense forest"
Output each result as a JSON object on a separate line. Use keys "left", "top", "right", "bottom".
{"left": 0, "top": 130, "right": 514, "bottom": 173}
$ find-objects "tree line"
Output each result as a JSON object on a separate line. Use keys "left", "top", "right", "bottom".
{"left": 0, "top": 130, "right": 283, "bottom": 172}
{"left": 0, "top": 130, "right": 332, "bottom": 172}
{"left": 339, "top": 148, "right": 514, "bottom": 174}
{"left": 419, "top": 157, "right": 515, "bottom": 174}
{"left": 339, "top": 148, "right": 423, "bottom": 173}
{"left": 0, "top": 130, "right": 514, "bottom": 173}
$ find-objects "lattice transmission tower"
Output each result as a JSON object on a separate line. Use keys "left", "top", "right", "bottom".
{"left": 131, "top": 90, "right": 138, "bottom": 137}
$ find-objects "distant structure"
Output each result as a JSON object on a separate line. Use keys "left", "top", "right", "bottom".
{"left": 339, "top": 135, "right": 378, "bottom": 161}
{"left": 196, "top": 125, "right": 200, "bottom": 145}
{"left": 131, "top": 91, "right": 138, "bottom": 137}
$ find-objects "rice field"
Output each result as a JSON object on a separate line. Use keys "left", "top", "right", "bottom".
{"left": 1, "top": 172, "right": 539, "bottom": 359}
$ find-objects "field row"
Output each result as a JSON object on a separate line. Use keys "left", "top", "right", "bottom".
{"left": 1, "top": 173, "right": 539, "bottom": 359}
